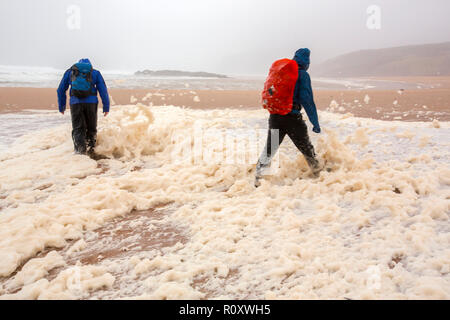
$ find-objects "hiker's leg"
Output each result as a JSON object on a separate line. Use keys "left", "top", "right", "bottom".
{"left": 256, "top": 115, "right": 286, "bottom": 176}
{"left": 286, "top": 114, "right": 320, "bottom": 171}
{"left": 256, "top": 129, "right": 286, "bottom": 173}
{"left": 84, "top": 103, "right": 98, "bottom": 152}
{"left": 70, "top": 103, "right": 87, "bottom": 154}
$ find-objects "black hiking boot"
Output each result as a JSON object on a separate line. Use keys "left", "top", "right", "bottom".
{"left": 74, "top": 147, "right": 87, "bottom": 155}
{"left": 254, "top": 175, "right": 262, "bottom": 188}
{"left": 305, "top": 156, "right": 322, "bottom": 178}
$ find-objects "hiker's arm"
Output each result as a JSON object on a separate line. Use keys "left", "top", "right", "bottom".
{"left": 57, "top": 70, "right": 71, "bottom": 113}
{"left": 96, "top": 71, "right": 110, "bottom": 114}
{"left": 299, "top": 71, "right": 320, "bottom": 133}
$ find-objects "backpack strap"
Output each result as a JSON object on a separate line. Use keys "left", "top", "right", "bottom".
{"left": 70, "top": 64, "right": 79, "bottom": 83}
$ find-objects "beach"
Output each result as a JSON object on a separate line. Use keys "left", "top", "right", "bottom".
{"left": 2, "top": 0, "right": 450, "bottom": 303}
{"left": 0, "top": 103, "right": 449, "bottom": 299}
{"left": 0, "top": 76, "right": 449, "bottom": 299}
{"left": 0, "top": 84, "right": 449, "bottom": 122}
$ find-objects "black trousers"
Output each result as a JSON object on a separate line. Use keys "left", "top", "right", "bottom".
{"left": 70, "top": 103, "right": 98, "bottom": 154}
{"left": 256, "top": 113, "right": 318, "bottom": 175}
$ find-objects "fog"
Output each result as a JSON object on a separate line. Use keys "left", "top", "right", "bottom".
{"left": 1, "top": 0, "right": 449, "bottom": 74}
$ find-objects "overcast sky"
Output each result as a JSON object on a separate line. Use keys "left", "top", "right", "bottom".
{"left": 1, "top": 0, "right": 449, "bottom": 74}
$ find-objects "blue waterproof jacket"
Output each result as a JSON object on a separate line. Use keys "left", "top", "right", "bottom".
{"left": 290, "top": 48, "right": 320, "bottom": 132}
{"left": 57, "top": 59, "right": 110, "bottom": 113}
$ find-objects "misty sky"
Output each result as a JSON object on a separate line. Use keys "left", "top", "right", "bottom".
{"left": 1, "top": 0, "right": 449, "bottom": 74}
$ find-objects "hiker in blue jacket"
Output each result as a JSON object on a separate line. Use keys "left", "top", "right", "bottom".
{"left": 255, "top": 48, "right": 321, "bottom": 187}
{"left": 291, "top": 48, "right": 320, "bottom": 133}
{"left": 57, "top": 58, "right": 110, "bottom": 155}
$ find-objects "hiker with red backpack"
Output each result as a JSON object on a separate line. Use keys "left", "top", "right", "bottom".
{"left": 255, "top": 48, "right": 321, "bottom": 187}
{"left": 57, "top": 58, "right": 110, "bottom": 156}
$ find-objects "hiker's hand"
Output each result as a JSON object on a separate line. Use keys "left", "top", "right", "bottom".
{"left": 103, "top": 112, "right": 109, "bottom": 117}
{"left": 313, "top": 126, "right": 321, "bottom": 133}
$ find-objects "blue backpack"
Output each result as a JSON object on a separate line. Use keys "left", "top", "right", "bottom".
{"left": 70, "top": 62, "right": 94, "bottom": 98}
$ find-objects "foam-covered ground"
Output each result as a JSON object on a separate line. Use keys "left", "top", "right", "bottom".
{"left": 0, "top": 104, "right": 449, "bottom": 299}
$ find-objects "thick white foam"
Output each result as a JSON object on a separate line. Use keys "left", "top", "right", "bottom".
{"left": 0, "top": 105, "right": 448, "bottom": 299}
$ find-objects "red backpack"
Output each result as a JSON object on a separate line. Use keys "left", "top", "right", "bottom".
{"left": 262, "top": 59, "right": 299, "bottom": 115}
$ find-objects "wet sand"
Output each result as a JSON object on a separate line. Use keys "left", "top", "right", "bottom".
{"left": 0, "top": 204, "right": 187, "bottom": 297}
{"left": 0, "top": 86, "right": 449, "bottom": 122}
{"left": 0, "top": 203, "right": 239, "bottom": 299}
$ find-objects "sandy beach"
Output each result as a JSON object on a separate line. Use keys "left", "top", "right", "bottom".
{"left": 2, "top": 0, "right": 450, "bottom": 302}
{"left": 0, "top": 85, "right": 449, "bottom": 122}
{"left": 0, "top": 77, "right": 449, "bottom": 299}
{"left": 1, "top": 103, "right": 449, "bottom": 299}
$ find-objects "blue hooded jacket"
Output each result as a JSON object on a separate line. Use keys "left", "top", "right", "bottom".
{"left": 57, "top": 59, "right": 110, "bottom": 113}
{"left": 291, "top": 48, "right": 320, "bottom": 132}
